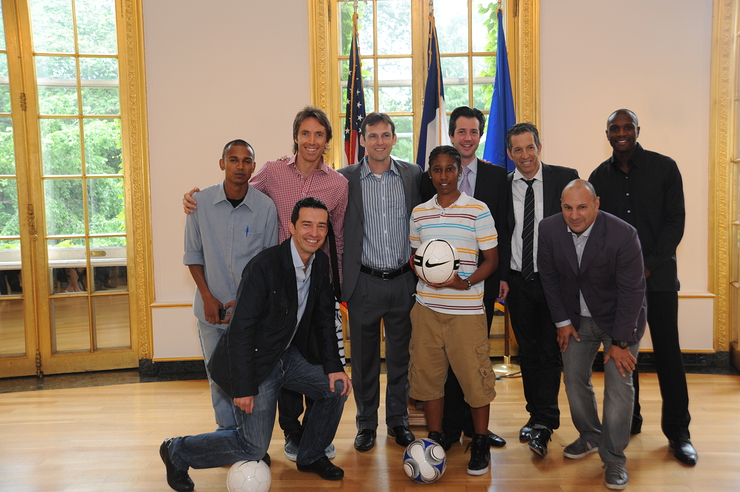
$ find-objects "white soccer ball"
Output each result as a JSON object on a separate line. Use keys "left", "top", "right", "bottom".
{"left": 413, "top": 238, "right": 460, "bottom": 284}
{"left": 227, "top": 460, "right": 271, "bottom": 492}
{"left": 403, "top": 438, "right": 447, "bottom": 484}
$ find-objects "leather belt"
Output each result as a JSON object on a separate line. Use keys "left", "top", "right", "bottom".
{"left": 510, "top": 270, "right": 539, "bottom": 281}
{"left": 360, "top": 263, "right": 412, "bottom": 280}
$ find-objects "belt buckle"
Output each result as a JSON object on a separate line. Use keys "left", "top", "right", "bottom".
{"left": 380, "top": 271, "right": 391, "bottom": 280}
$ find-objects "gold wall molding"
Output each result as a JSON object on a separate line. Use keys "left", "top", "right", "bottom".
{"left": 120, "top": 0, "right": 153, "bottom": 359}
{"left": 709, "top": 0, "right": 734, "bottom": 353}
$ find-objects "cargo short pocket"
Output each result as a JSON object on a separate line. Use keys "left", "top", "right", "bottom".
{"left": 476, "top": 340, "right": 497, "bottom": 399}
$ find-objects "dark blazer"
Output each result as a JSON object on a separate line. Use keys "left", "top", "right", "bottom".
{"left": 209, "top": 239, "right": 342, "bottom": 398}
{"left": 420, "top": 158, "right": 509, "bottom": 297}
{"left": 537, "top": 210, "right": 647, "bottom": 344}
{"left": 499, "top": 162, "right": 579, "bottom": 282}
{"left": 338, "top": 157, "right": 422, "bottom": 302}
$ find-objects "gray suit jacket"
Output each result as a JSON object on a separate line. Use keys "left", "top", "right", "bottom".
{"left": 338, "top": 157, "right": 422, "bottom": 302}
{"left": 537, "top": 210, "right": 647, "bottom": 344}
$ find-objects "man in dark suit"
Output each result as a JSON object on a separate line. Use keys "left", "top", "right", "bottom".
{"left": 538, "top": 179, "right": 646, "bottom": 491}
{"left": 589, "top": 108, "right": 696, "bottom": 466}
{"left": 338, "top": 112, "right": 421, "bottom": 452}
{"left": 160, "top": 198, "right": 352, "bottom": 492}
{"left": 498, "top": 122, "right": 578, "bottom": 457}
{"left": 420, "top": 106, "right": 508, "bottom": 450}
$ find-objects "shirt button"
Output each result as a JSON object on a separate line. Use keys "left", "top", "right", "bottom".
{"left": 627, "top": 210, "right": 631, "bottom": 214}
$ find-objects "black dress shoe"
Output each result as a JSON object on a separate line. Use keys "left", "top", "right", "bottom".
{"left": 297, "top": 456, "right": 344, "bottom": 480}
{"left": 519, "top": 423, "right": 534, "bottom": 443}
{"left": 528, "top": 427, "right": 552, "bottom": 458}
{"left": 262, "top": 452, "right": 271, "bottom": 467}
{"left": 159, "top": 439, "right": 194, "bottom": 492}
{"left": 354, "top": 429, "right": 376, "bottom": 451}
{"left": 630, "top": 415, "right": 643, "bottom": 435}
{"left": 427, "top": 431, "right": 444, "bottom": 446}
{"left": 669, "top": 438, "right": 698, "bottom": 466}
{"left": 487, "top": 430, "right": 506, "bottom": 448}
{"left": 388, "top": 425, "right": 415, "bottom": 447}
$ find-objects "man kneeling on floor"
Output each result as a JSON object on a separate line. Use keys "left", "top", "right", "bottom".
{"left": 160, "top": 197, "right": 353, "bottom": 492}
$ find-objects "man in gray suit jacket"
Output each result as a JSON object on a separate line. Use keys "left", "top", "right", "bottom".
{"left": 538, "top": 179, "right": 646, "bottom": 491}
{"left": 338, "top": 112, "right": 422, "bottom": 452}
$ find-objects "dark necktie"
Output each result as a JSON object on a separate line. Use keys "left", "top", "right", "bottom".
{"left": 521, "top": 178, "right": 536, "bottom": 281}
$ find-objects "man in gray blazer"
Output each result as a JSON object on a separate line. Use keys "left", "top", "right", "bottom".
{"left": 538, "top": 179, "right": 646, "bottom": 491}
{"left": 338, "top": 112, "right": 422, "bottom": 452}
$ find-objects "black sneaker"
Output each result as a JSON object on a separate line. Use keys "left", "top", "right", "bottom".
{"left": 297, "top": 456, "right": 344, "bottom": 480}
{"left": 427, "top": 431, "right": 443, "bottom": 446}
{"left": 466, "top": 433, "right": 490, "bottom": 475}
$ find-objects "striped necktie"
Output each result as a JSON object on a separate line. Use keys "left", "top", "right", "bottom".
{"left": 521, "top": 178, "right": 536, "bottom": 281}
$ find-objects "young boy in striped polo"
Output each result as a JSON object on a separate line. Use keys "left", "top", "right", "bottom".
{"left": 408, "top": 145, "right": 499, "bottom": 476}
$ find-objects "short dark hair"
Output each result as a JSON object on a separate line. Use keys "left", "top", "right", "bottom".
{"left": 428, "top": 145, "right": 461, "bottom": 170}
{"left": 292, "top": 106, "right": 333, "bottom": 154}
{"left": 290, "top": 197, "right": 329, "bottom": 226}
{"left": 448, "top": 106, "right": 485, "bottom": 137}
{"left": 360, "top": 112, "right": 395, "bottom": 137}
{"left": 221, "top": 139, "right": 254, "bottom": 161}
{"left": 607, "top": 108, "right": 639, "bottom": 129}
{"left": 505, "top": 122, "right": 541, "bottom": 150}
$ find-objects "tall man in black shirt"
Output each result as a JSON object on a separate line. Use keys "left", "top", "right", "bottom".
{"left": 589, "top": 109, "right": 697, "bottom": 466}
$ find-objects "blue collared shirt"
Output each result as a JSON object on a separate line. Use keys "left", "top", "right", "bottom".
{"left": 287, "top": 237, "right": 315, "bottom": 348}
{"left": 359, "top": 156, "right": 409, "bottom": 270}
{"left": 184, "top": 182, "right": 278, "bottom": 325}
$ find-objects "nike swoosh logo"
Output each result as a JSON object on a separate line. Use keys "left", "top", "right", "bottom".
{"left": 425, "top": 259, "right": 452, "bottom": 268}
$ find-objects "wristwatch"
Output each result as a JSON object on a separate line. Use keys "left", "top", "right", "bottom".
{"left": 611, "top": 339, "right": 629, "bottom": 349}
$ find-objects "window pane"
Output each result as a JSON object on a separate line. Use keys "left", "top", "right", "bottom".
{"left": 76, "top": 0, "right": 118, "bottom": 55}
{"left": 93, "top": 295, "right": 130, "bottom": 349}
{"left": 87, "top": 177, "right": 124, "bottom": 234}
{"left": 378, "top": 58, "right": 412, "bottom": 112}
{"left": 44, "top": 179, "right": 85, "bottom": 236}
{"left": 0, "top": 240, "right": 22, "bottom": 296}
{"left": 0, "top": 54, "right": 10, "bottom": 113}
{"left": 391, "top": 115, "right": 413, "bottom": 163}
{"left": 472, "top": 56, "right": 494, "bottom": 110}
{"left": 0, "top": 299, "right": 24, "bottom": 355}
{"left": 0, "top": 178, "right": 19, "bottom": 236}
{"left": 51, "top": 296, "right": 90, "bottom": 352}
{"left": 442, "top": 56, "right": 469, "bottom": 110}
{"left": 31, "top": 0, "right": 75, "bottom": 54}
{"left": 339, "top": 1, "right": 373, "bottom": 56}
{"left": 40, "top": 118, "right": 82, "bottom": 175}
{"left": 472, "top": 0, "right": 498, "bottom": 53}
{"left": 84, "top": 118, "right": 122, "bottom": 174}
{"left": 48, "top": 237, "right": 87, "bottom": 294}
{"left": 91, "top": 236, "right": 127, "bottom": 292}
{"left": 435, "top": 0, "right": 468, "bottom": 53}
{"left": 0, "top": 2, "right": 6, "bottom": 51}
{"left": 0, "top": 118, "right": 13, "bottom": 175}
{"left": 36, "top": 56, "right": 78, "bottom": 115}
{"left": 377, "top": 0, "right": 411, "bottom": 55}
{"left": 80, "top": 57, "right": 120, "bottom": 115}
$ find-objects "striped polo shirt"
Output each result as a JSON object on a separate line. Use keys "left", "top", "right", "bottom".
{"left": 409, "top": 192, "right": 497, "bottom": 315}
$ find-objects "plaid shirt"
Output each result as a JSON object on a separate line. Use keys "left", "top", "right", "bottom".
{"left": 250, "top": 155, "right": 348, "bottom": 281}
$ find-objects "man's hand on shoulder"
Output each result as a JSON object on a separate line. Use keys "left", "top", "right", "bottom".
{"left": 328, "top": 372, "right": 352, "bottom": 396}
{"left": 183, "top": 187, "right": 199, "bottom": 215}
{"left": 603, "top": 344, "right": 637, "bottom": 378}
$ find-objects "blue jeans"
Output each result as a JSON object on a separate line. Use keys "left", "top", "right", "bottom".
{"left": 169, "top": 346, "right": 347, "bottom": 469}
{"left": 197, "top": 319, "right": 237, "bottom": 430}
{"left": 562, "top": 316, "right": 639, "bottom": 464}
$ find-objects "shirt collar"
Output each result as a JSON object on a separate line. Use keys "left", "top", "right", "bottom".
{"left": 463, "top": 158, "right": 479, "bottom": 176}
{"left": 359, "top": 155, "right": 400, "bottom": 179}
{"left": 513, "top": 162, "right": 543, "bottom": 182}
{"left": 215, "top": 181, "right": 250, "bottom": 208}
{"left": 568, "top": 220, "right": 596, "bottom": 238}
{"left": 609, "top": 142, "right": 645, "bottom": 170}
{"left": 433, "top": 191, "right": 471, "bottom": 209}
{"left": 289, "top": 237, "right": 315, "bottom": 273}
{"left": 286, "top": 154, "right": 330, "bottom": 175}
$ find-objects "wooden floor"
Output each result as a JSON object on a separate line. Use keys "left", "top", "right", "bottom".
{"left": 1, "top": 372, "right": 739, "bottom": 491}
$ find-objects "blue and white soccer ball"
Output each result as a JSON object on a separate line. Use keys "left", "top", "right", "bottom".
{"left": 403, "top": 438, "right": 447, "bottom": 484}
{"left": 227, "top": 460, "right": 271, "bottom": 492}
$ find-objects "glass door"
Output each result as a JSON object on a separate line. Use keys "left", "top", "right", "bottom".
{"left": 0, "top": 0, "right": 141, "bottom": 377}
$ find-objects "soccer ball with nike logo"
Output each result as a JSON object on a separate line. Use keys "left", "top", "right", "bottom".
{"left": 413, "top": 238, "right": 460, "bottom": 284}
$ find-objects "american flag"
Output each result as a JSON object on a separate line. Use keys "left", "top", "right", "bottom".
{"left": 343, "top": 13, "right": 366, "bottom": 167}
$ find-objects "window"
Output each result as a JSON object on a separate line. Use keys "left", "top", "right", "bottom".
{"left": 308, "top": 0, "right": 540, "bottom": 168}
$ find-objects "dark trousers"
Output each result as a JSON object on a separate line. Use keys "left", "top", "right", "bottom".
{"left": 277, "top": 389, "right": 312, "bottom": 437}
{"left": 441, "top": 295, "right": 495, "bottom": 438}
{"left": 633, "top": 290, "right": 691, "bottom": 440}
{"left": 506, "top": 272, "right": 561, "bottom": 430}
{"left": 347, "top": 270, "right": 416, "bottom": 430}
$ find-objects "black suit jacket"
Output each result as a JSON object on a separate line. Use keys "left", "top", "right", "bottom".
{"left": 420, "top": 158, "right": 509, "bottom": 298}
{"left": 499, "top": 162, "right": 579, "bottom": 282}
{"left": 209, "top": 239, "right": 342, "bottom": 398}
{"left": 338, "top": 157, "right": 422, "bottom": 302}
{"left": 537, "top": 210, "right": 647, "bottom": 343}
